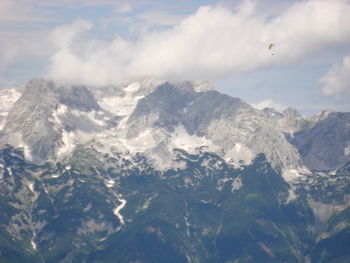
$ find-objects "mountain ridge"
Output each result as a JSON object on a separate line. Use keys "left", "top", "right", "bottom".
{"left": 0, "top": 78, "right": 350, "bottom": 262}
{"left": 1, "top": 78, "right": 349, "bottom": 174}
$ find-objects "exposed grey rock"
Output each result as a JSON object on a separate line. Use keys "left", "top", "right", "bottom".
{"left": 0, "top": 79, "right": 60, "bottom": 163}
{"left": 1, "top": 78, "right": 349, "bottom": 172}
{"left": 127, "top": 82, "right": 301, "bottom": 169}
{"left": 127, "top": 82, "right": 199, "bottom": 137}
{"left": 182, "top": 90, "right": 247, "bottom": 135}
{"left": 291, "top": 112, "right": 350, "bottom": 170}
{"left": 59, "top": 85, "right": 101, "bottom": 112}
{"left": 261, "top": 107, "right": 312, "bottom": 134}
{"left": 0, "top": 79, "right": 104, "bottom": 164}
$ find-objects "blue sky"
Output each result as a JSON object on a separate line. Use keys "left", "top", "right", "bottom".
{"left": 1, "top": 0, "right": 350, "bottom": 115}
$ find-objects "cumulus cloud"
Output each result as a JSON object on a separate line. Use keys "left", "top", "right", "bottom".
{"left": 47, "top": 0, "right": 350, "bottom": 86}
{"left": 0, "top": 44, "right": 18, "bottom": 75}
{"left": 50, "top": 19, "right": 93, "bottom": 49}
{"left": 114, "top": 3, "right": 132, "bottom": 14}
{"left": 251, "top": 99, "right": 286, "bottom": 111}
{"left": 0, "top": 40, "right": 19, "bottom": 87}
{"left": 137, "top": 10, "right": 186, "bottom": 27}
{"left": 321, "top": 55, "right": 350, "bottom": 97}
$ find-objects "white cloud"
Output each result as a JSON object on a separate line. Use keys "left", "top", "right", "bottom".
{"left": 0, "top": 45, "right": 18, "bottom": 88}
{"left": 0, "top": 0, "right": 28, "bottom": 22}
{"left": 321, "top": 55, "right": 350, "bottom": 97}
{"left": 0, "top": 0, "right": 55, "bottom": 22}
{"left": 0, "top": 38, "right": 19, "bottom": 87}
{"left": 0, "top": 0, "right": 57, "bottom": 87}
{"left": 47, "top": 0, "right": 350, "bottom": 86}
{"left": 0, "top": 44, "right": 18, "bottom": 75}
{"left": 251, "top": 99, "right": 286, "bottom": 111}
{"left": 137, "top": 10, "right": 187, "bottom": 27}
{"left": 114, "top": 3, "right": 132, "bottom": 14}
{"left": 50, "top": 19, "right": 93, "bottom": 49}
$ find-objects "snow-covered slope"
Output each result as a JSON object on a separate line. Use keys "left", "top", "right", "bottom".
{"left": 0, "top": 88, "right": 22, "bottom": 130}
{"left": 0, "top": 79, "right": 303, "bottom": 175}
{"left": 1, "top": 78, "right": 348, "bottom": 178}
{"left": 0, "top": 79, "right": 108, "bottom": 163}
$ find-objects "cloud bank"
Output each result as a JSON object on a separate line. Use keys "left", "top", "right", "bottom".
{"left": 47, "top": 0, "right": 350, "bottom": 86}
{"left": 321, "top": 55, "right": 350, "bottom": 97}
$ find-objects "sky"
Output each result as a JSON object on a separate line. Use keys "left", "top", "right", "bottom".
{"left": 1, "top": 0, "right": 350, "bottom": 115}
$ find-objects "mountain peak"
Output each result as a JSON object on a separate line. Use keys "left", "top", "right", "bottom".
{"left": 1, "top": 78, "right": 348, "bottom": 174}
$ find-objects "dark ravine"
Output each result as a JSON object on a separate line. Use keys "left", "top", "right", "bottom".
{"left": 0, "top": 79, "right": 349, "bottom": 263}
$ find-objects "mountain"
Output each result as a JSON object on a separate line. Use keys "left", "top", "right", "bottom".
{"left": 0, "top": 88, "right": 22, "bottom": 130}
{"left": 0, "top": 79, "right": 302, "bottom": 172}
{"left": 260, "top": 107, "right": 350, "bottom": 171}
{"left": 0, "top": 79, "right": 349, "bottom": 263}
{"left": 291, "top": 111, "right": 350, "bottom": 170}
{"left": 0, "top": 79, "right": 107, "bottom": 164}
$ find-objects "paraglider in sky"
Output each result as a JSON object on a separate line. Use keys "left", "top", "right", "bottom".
{"left": 268, "top": 43, "right": 275, "bottom": 55}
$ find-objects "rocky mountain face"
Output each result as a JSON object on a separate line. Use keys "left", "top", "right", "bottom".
{"left": 261, "top": 107, "right": 350, "bottom": 171}
{"left": 291, "top": 111, "right": 350, "bottom": 170}
{"left": 0, "top": 79, "right": 349, "bottom": 263}
{"left": 1, "top": 79, "right": 302, "bottom": 172}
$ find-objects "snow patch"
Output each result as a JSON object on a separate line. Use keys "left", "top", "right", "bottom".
{"left": 0, "top": 88, "right": 21, "bottom": 130}
{"left": 113, "top": 195, "right": 127, "bottom": 225}
{"left": 234, "top": 143, "right": 242, "bottom": 152}
{"left": 31, "top": 239, "right": 37, "bottom": 251}
{"left": 232, "top": 176, "right": 243, "bottom": 192}
{"left": 69, "top": 109, "right": 105, "bottom": 127}
{"left": 172, "top": 160, "right": 187, "bottom": 170}
{"left": 171, "top": 125, "right": 214, "bottom": 153}
{"left": 120, "top": 128, "right": 155, "bottom": 152}
{"left": 98, "top": 83, "right": 143, "bottom": 116}
{"left": 57, "top": 130, "right": 75, "bottom": 159}
{"left": 289, "top": 130, "right": 294, "bottom": 139}
{"left": 184, "top": 216, "right": 191, "bottom": 237}
{"left": 27, "top": 181, "right": 35, "bottom": 193}
{"left": 136, "top": 194, "right": 157, "bottom": 212}
{"left": 345, "top": 144, "right": 350, "bottom": 156}
{"left": 282, "top": 169, "right": 304, "bottom": 182}
{"left": 0, "top": 119, "right": 5, "bottom": 131}
{"left": 193, "top": 81, "right": 214, "bottom": 92}
{"left": 83, "top": 203, "right": 93, "bottom": 212}
{"left": 286, "top": 186, "right": 297, "bottom": 203}
{"left": 87, "top": 111, "right": 105, "bottom": 126}
{"left": 105, "top": 179, "right": 115, "bottom": 188}
{"left": 57, "top": 104, "right": 68, "bottom": 115}
{"left": 216, "top": 178, "right": 233, "bottom": 191}
{"left": 224, "top": 143, "right": 254, "bottom": 167}
{"left": 52, "top": 104, "right": 68, "bottom": 125}
{"left": 19, "top": 143, "right": 32, "bottom": 161}
{"left": 124, "top": 82, "right": 140, "bottom": 93}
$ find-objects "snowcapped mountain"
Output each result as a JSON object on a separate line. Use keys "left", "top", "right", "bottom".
{"left": 2, "top": 78, "right": 349, "bottom": 175}
{"left": 0, "top": 79, "right": 106, "bottom": 164}
{"left": 0, "top": 78, "right": 350, "bottom": 263}
{"left": 1, "top": 78, "right": 303, "bottom": 173}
